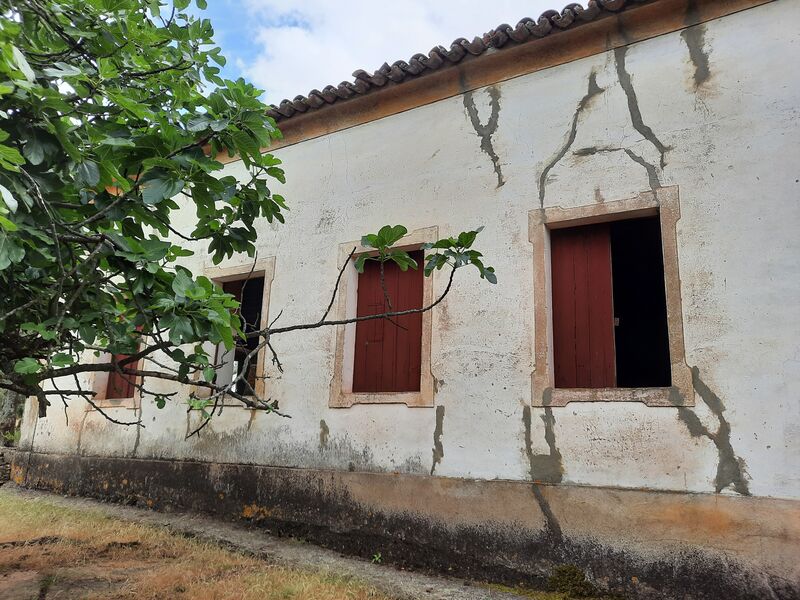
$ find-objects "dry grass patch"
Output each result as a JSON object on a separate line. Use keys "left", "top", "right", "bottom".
{"left": 0, "top": 488, "right": 390, "bottom": 599}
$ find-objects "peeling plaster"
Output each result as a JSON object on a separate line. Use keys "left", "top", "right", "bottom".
{"left": 614, "top": 46, "right": 672, "bottom": 169}
{"left": 538, "top": 70, "right": 604, "bottom": 206}
{"left": 430, "top": 405, "right": 445, "bottom": 475}
{"left": 463, "top": 86, "right": 505, "bottom": 188}
{"left": 677, "top": 367, "right": 750, "bottom": 496}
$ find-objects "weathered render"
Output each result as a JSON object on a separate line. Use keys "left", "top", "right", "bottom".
{"left": 13, "top": 1, "right": 800, "bottom": 598}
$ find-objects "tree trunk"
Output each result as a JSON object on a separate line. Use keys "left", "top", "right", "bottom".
{"left": 0, "top": 389, "right": 22, "bottom": 446}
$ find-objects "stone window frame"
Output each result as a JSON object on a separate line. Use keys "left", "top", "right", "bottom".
{"left": 329, "top": 226, "right": 437, "bottom": 408}
{"left": 203, "top": 257, "right": 276, "bottom": 403}
{"left": 528, "top": 186, "right": 693, "bottom": 407}
{"left": 86, "top": 258, "right": 277, "bottom": 411}
{"left": 88, "top": 352, "right": 142, "bottom": 411}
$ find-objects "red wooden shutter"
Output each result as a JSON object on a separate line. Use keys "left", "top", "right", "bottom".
{"left": 550, "top": 224, "right": 616, "bottom": 388}
{"left": 105, "top": 353, "right": 136, "bottom": 399}
{"left": 352, "top": 251, "right": 424, "bottom": 393}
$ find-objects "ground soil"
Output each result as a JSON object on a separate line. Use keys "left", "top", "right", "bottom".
{"left": 0, "top": 483, "right": 561, "bottom": 599}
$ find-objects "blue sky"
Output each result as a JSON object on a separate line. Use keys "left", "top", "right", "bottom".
{"left": 200, "top": 1, "right": 573, "bottom": 105}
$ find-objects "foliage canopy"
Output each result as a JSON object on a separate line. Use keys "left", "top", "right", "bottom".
{"left": 0, "top": 0, "right": 494, "bottom": 427}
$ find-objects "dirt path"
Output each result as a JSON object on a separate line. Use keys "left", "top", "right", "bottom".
{"left": 1, "top": 483, "right": 526, "bottom": 600}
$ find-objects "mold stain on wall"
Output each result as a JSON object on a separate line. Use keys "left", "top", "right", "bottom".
{"left": 463, "top": 86, "right": 505, "bottom": 188}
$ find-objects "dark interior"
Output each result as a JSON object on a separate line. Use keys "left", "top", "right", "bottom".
{"left": 222, "top": 276, "right": 264, "bottom": 394}
{"left": 610, "top": 216, "right": 671, "bottom": 387}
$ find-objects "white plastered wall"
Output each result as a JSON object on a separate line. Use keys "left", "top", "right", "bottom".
{"left": 21, "top": 1, "right": 800, "bottom": 500}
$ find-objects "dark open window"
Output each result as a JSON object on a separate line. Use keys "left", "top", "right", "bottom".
{"left": 215, "top": 276, "right": 264, "bottom": 395}
{"left": 352, "top": 251, "right": 424, "bottom": 393}
{"left": 105, "top": 353, "right": 138, "bottom": 400}
{"left": 550, "top": 215, "right": 670, "bottom": 389}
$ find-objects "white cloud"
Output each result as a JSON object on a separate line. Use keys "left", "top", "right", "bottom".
{"left": 238, "top": 1, "right": 575, "bottom": 104}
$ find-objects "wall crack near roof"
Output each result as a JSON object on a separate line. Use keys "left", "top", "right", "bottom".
{"left": 681, "top": 24, "right": 711, "bottom": 88}
{"left": 430, "top": 405, "right": 445, "bottom": 475}
{"left": 681, "top": 1, "right": 711, "bottom": 89}
{"left": 677, "top": 367, "right": 750, "bottom": 496}
{"left": 538, "top": 70, "right": 604, "bottom": 207}
{"left": 523, "top": 406, "right": 564, "bottom": 542}
{"left": 614, "top": 46, "right": 672, "bottom": 169}
{"left": 463, "top": 86, "right": 505, "bottom": 188}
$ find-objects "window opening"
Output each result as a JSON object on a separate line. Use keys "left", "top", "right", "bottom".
{"left": 550, "top": 215, "right": 670, "bottom": 388}
{"left": 215, "top": 276, "right": 264, "bottom": 395}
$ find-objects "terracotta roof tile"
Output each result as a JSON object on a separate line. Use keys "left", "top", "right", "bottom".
{"left": 266, "top": 0, "right": 648, "bottom": 122}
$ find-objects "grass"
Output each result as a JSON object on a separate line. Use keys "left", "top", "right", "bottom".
{"left": 0, "top": 487, "right": 390, "bottom": 600}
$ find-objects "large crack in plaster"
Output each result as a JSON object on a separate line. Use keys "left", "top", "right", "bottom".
{"left": 430, "top": 405, "right": 445, "bottom": 475}
{"left": 463, "top": 86, "right": 505, "bottom": 188}
{"left": 538, "top": 70, "right": 604, "bottom": 206}
{"left": 523, "top": 406, "right": 564, "bottom": 542}
{"left": 677, "top": 367, "right": 750, "bottom": 496}
{"left": 573, "top": 146, "right": 661, "bottom": 191}
{"left": 614, "top": 46, "right": 672, "bottom": 169}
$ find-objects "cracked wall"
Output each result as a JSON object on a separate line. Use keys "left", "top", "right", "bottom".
{"left": 21, "top": 1, "right": 800, "bottom": 503}
{"left": 463, "top": 86, "right": 505, "bottom": 188}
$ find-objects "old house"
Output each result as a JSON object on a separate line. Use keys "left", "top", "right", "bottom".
{"left": 11, "top": 0, "right": 800, "bottom": 597}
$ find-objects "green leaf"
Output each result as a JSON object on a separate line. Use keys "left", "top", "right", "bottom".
{"left": 0, "top": 215, "right": 17, "bottom": 231}
{"left": 354, "top": 254, "right": 369, "bottom": 273}
{"left": 76, "top": 161, "right": 100, "bottom": 187}
{"left": 11, "top": 46, "right": 35, "bottom": 82}
{"left": 141, "top": 176, "right": 184, "bottom": 204}
{"left": 43, "top": 62, "right": 83, "bottom": 78}
{"left": 0, "top": 144, "right": 24, "bottom": 171}
{"left": 23, "top": 137, "right": 44, "bottom": 165}
{"left": 99, "top": 135, "right": 135, "bottom": 147}
{"left": 171, "top": 270, "right": 193, "bottom": 297}
{"left": 0, "top": 230, "right": 24, "bottom": 269}
{"left": 13, "top": 357, "right": 41, "bottom": 374}
{"left": 168, "top": 315, "right": 194, "bottom": 344}
{"left": 51, "top": 352, "right": 75, "bottom": 367}
{"left": 0, "top": 185, "right": 16, "bottom": 213}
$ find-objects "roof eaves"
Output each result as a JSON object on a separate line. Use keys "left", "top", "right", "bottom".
{"left": 266, "top": 0, "right": 644, "bottom": 122}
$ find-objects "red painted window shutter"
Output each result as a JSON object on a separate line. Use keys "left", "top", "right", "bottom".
{"left": 105, "top": 353, "right": 136, "bottom": 399}
{"left": 352, "top": 251, "right": 424, "bottom": 393}
{"left": 550, "top": 224, "right": 616, "bottom": 388}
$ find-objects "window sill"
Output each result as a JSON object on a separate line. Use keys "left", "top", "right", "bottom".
{"left": 89, "top": 397, "right": 139, "bottom": 410}
{"left": 536, "top": 385, "right": 692, "bottom": 407}
{"left": 330, "top": 390, "right": 431, "bottom": 408}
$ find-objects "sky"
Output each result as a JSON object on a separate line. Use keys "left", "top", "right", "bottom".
{"left": 201, "top": 1, "right": 573, "bottom": 105}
